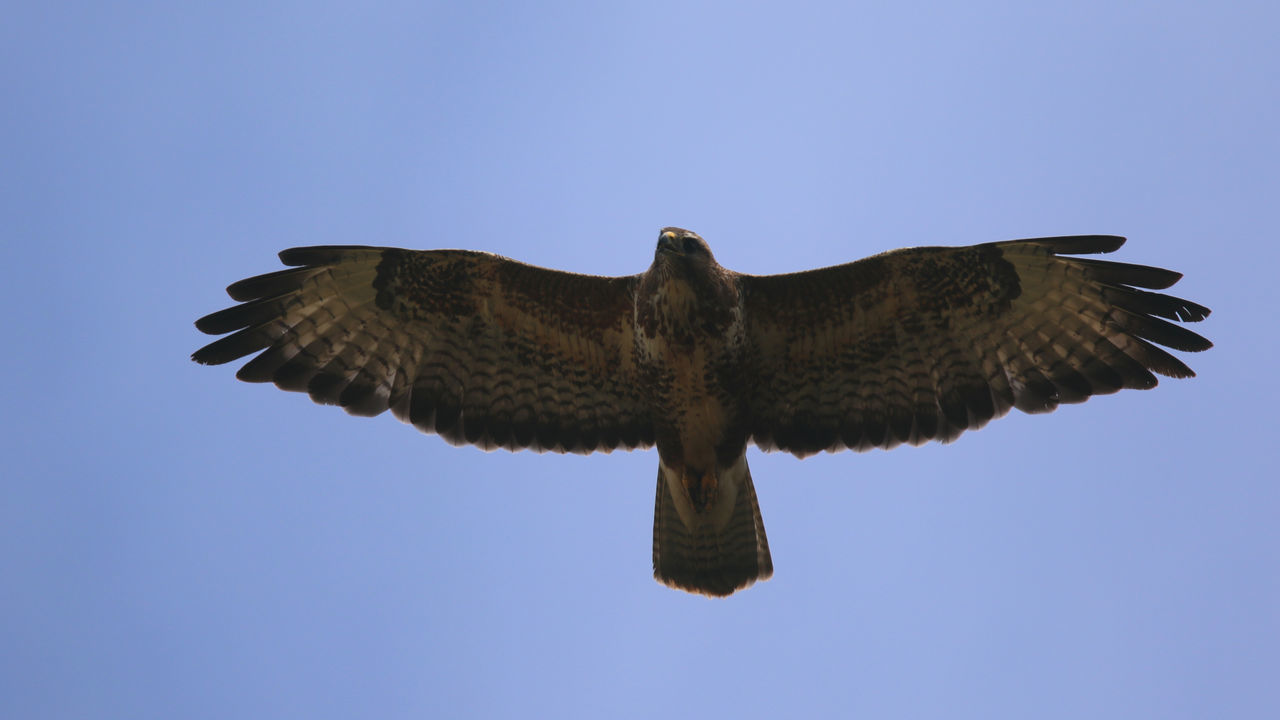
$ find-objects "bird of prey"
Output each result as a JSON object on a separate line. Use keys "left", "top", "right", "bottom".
{"left": 193, "top": 229, "right": 1211, "bottom": 597}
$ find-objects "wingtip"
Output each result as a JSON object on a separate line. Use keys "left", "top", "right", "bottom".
{"left": 193, "top": 312, "right": 221, "bottom": 335}
{"left": 190, "top": 347, "right": 217, "bottom": 366}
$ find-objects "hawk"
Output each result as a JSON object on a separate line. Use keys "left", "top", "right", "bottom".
{"left": 193, "top": 229, "right": 1211, "bottom": 596}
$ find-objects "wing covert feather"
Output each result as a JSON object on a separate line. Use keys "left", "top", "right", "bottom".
{"left": 194, "top": 246, "right": 653, "bottom": 453}
{"left": 741, "top": 236, "right": 1211, "bottom": 457}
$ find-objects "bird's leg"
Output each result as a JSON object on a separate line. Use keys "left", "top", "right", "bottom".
{"left": 681, "top": 467, "right": 719, "bottom": 514}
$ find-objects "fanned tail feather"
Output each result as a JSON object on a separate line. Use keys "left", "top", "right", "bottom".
{"left": 652, "top": 458, "right": 772, "bottom": 597}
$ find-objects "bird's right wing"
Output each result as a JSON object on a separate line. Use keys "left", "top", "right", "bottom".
{"left": 194, "top": 246, "right": 654, "bottom": 453}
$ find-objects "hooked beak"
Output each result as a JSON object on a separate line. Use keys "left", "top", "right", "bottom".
{"left": 657, "top": 229, "right": 681, "bottom": 256}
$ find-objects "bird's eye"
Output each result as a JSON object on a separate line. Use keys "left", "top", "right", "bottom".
{"left": 682, "top": 237, "right": 700, "bottom": 254}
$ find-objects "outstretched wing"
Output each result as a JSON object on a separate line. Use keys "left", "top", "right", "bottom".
{"left": 741, "top": 236, "right": 1211, "bottom": 457}
{"left": 194, "top": 246, "right": 654, "bottom": 453}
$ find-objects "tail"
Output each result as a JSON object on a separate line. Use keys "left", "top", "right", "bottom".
{"left": 652, "top": 456, "right": 773, "bottom": 597}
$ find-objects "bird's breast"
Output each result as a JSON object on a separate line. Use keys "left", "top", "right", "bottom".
{"left": 634, "top": 277, "right": 748, "bottom": 472}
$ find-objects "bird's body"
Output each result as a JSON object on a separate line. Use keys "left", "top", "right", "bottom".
{"left": 194, "top": 228, "right": 1210, "bottom": 596}
{"left": 636, "top": 232, "right": 769, "bottom": 594}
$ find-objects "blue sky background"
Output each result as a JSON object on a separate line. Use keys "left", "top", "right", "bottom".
{"left": 3, "top": 2, "right": 1276, "bottom": 718}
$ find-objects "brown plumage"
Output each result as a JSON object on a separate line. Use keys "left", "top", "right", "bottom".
{"left": 193, "top": 228, "right": 1211, "bottom": 597}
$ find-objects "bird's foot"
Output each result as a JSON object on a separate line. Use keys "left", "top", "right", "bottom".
{"left": 682, "top": 468, "right": 719, "bottom": 514}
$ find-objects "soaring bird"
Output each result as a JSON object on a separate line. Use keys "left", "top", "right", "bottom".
{"left": 194, "top": 229, "right": 1211, "bottom": 596}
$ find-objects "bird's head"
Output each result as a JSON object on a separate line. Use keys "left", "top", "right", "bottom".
{"left": 655, "top": 227, "right": 715, "bottom": 266}
{"left": 642, "top": 226, "right": 738, "bottom": 330}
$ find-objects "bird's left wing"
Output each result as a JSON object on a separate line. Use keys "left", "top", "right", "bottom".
{"left": 194, "top": 246, "right": 653, "bottom": 453}
{"left": 740, "top": 236, "right": 1211, "bottom": 457}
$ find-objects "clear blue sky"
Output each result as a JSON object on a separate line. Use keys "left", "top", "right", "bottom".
{"left": 4, "top": 2, "right": 1276, "bottom": 718}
